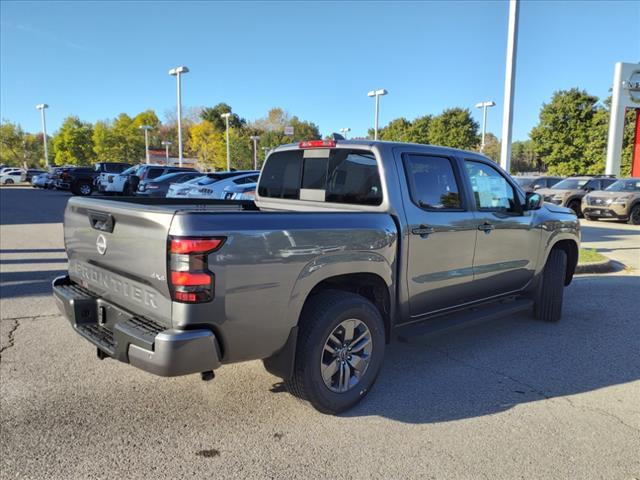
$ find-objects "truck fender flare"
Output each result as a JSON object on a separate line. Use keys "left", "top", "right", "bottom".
{"left": 264, "top": 253, "right": 394, "bottom": 381}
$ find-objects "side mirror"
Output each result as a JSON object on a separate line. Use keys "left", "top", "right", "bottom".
{"left": 525, "top": 192, "right": 542, "bottom": 210}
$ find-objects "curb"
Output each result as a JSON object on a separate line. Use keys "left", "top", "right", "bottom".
{"left": 575, "top": 258, "right": 616, "bottom": 274}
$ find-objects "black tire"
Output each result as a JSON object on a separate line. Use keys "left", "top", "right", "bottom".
{"left": 285, "top": 290, "right": 385, "bottom": 414}
{"left": 628, "top": 205, "right": 640, "bottom": 226}
{"left": 568, "top": 200, "right": 582, "bottom": 218}
{"left": 73, "top": 181, "right": 93, "bottom": 196}
{"left": 122, "top": 182, "right": 130, "bottom": 196}
{"left": 534, "top": 249, "right": 567, "bottom": 322}
{"left": 5, "top": 179, "right": 14, "bottom": 185}
{"left": 584, "top": 214, "right": 598, "bottom": 221}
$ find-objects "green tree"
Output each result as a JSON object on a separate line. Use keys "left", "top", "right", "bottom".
{"left": 407, "top": 115, "right": 432, "bottom": 144}
{"left": 377, "top": 118, "right": 413, "bottom": 142}
{"left": 481, "top": 133, "right": 501, "bottom": 163}
{"left": 511, "top": 140, "right": 540, "bottom": 173}
{"left": 200, "top": 103, "right": 245, "bottom": 132}
{"left": 93, "top": 113, "right": 146, "bottom": 163}
{"left": 427, "top": 108, "right": 479, "bottom": 150}
{"left": 52, "top": 116, "right": 95, "bottom": 165}
{"left": 0, "top": 121, "right": 25, "bottom": 167}
{"left": 529, "top": 88, "right": 606, "bottom": 176}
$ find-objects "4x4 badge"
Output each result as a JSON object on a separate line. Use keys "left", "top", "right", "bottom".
{"left": 96, "top": 234, "right": 107, "bottom": 255}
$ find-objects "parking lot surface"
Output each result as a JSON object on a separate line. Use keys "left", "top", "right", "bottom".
{"left": 1, "top": 186, "right": 639, "bottom": 479}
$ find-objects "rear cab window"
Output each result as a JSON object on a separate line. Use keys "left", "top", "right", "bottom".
{"left": 403, "top": 154, "right": 463, "bottom": 210}
{"left": 258, "top": 148, "right": 382, "bottom": 206}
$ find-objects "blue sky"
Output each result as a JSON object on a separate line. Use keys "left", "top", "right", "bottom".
{"left": 1, "top": 1, "right": 639, "bottom": 141}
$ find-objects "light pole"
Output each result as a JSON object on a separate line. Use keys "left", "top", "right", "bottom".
{"left": 221, "top": 112, "right": 231, "bottom": 171}
{"left": 339, "top": 127, "right": 351, "bottom": 139}
{"left": 367, "top": 89, "right": 387, "bottom": 140}
{"left": 168, "top": 66, "right": 189, "bottom": 166}
{"left": 35, "top": 104, "right": 49, "bottom": 167}
{"left": 500, "top": 0, "right": 519, "bottom": 172}
{"left": 161, "top": 140, "right": 172, "bottom": 164}
{"left": 475, "top": 101, "right": 496, "bottom": 153}
{"left": 139, "top": 125, "right": 152, "bottom": 163}
{"left": 249, "top": 135, "right": 260, "bottom": 170}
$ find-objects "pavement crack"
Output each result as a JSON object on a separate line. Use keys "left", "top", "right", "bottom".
{"left": 0, "top": 319, "right": 20, "bottom": 362}
{"left": 0, "top": 313, "right": 58, "bottom": 322}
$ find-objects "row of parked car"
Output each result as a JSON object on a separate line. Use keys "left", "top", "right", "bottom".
{"left": 514, "top": 174, "right": 640, "bottom": 224}
{"left": 0, "top": 166, "right": 47, "bottom": 184}
{"left": 23, "top": 163, "right": 640, "bottom": 224}
{"left": 30, "top": 162, "right": 261, "bottom": 201}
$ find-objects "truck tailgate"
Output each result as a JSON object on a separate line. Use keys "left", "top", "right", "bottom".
{"left": 64, "top": 197, "right": 175, "bottom": 327}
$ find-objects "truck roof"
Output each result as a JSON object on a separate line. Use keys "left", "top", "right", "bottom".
{"left": 271, "top": 139, "right": 491, "bottom": 159}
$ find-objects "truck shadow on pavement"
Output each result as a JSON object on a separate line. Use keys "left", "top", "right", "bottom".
{"left": 340, "top": 273, "right": 640, "bottom": 424}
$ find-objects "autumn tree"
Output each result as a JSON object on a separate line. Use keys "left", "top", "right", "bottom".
{"left": 52, "top": 116, "right": 95, "bottom": 165}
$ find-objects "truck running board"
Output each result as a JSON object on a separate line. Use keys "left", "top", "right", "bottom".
{"left": 395, "top": 297, "right": 534, "bottom": 343}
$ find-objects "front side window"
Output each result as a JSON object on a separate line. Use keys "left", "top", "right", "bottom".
{"left": 465, "top": 160, "right": 518, "bottom": 213}
{"left": 585, "top": 179, "right": 601, "bottom": 190}
{"left": 403, "top": 154, "right": 462, "bottom": 210}
{"left": 258, "top": 149, "right": 382, "bottom": 205}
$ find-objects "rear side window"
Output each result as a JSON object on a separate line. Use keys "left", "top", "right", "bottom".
{"left": 147, "top": 168, "right": 165, "bottom": 179}
{"left": 233, "top": 175, "right": 259, "bottom": 185}
{"left": 403, "top": 154, "right": 462, "bottom": 210}
{"left": 258, "top": 149, "right": 382, "bottom": 205}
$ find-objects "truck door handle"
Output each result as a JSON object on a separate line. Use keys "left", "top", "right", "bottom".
{"left": 477, "top": 222, "right": 495, "bottom": 233}
{"left": 411, "top": 225, "right": 435, "bottom": 237}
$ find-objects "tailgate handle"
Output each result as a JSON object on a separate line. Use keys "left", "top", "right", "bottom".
{"left": 88, "top": 210, "right": 115, "bottom": 233}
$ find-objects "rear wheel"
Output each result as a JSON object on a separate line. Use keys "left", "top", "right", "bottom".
{"left": 5, "top": 179, "right": 14, "bottom": 185}
{"left": 285, "top": 290, "right": 385, "bottom": 414}
{"left": 628, "top": 205, "right": 640, "bottom": 225}
{"left": 534, "top": 249, "right": 567, "bottom": 322}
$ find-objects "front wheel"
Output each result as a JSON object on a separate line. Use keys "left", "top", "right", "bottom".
{"left": 628, "top": 205, "right": 640, "bottom": 225}
{"left": 533, "top": 249, "right": 567, "bottom": 322}
{"left": 4, "top": 179, "right": 14, "bottom": 185}
{"left": 568, "top": 200, "right": 582, "bottom": 218}
{"left": 285, "top": 290, "right": 385, "bottom": 414}
{"left": 74, "top": 182, "right": 93, "bottom": 196}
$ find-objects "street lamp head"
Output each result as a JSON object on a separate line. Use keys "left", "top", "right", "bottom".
{"left": 475, "top": 101, "right": 496, "bottom": 108}
{"left": 368, "top": 89, "right": 388, "bottom": 97}
{"left": 249, "top": 135, "right": 260, "bottom": 141}
{"left": 161, "top": 140, "right": 172, "bottom": 146}
{"left": 139, "top": 125, "right": 153, "bottom": 131}
{"left": 220, "top": 112, "right": 231, "bottom": 119}
{"left": 36, "top": 104, "right": 49, "bottom": 110}
{"left": 169, "top": 66, "right": 189, "bottom": 76}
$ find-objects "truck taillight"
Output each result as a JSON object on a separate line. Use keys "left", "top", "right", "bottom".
{"left": 168, "top": 236, "right": 225, "bottom": 303}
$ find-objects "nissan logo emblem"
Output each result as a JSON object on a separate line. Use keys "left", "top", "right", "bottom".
{"left": 96, "top": 234, "right": 107, "bottom": 255}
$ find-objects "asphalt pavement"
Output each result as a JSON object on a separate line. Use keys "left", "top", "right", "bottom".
{"left": 1, "top": 186, "right": 639, "bottom": 479}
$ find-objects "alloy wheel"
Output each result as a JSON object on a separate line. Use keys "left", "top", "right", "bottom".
{"left": 320, "top": 319, "right": 373, "bottom": 393}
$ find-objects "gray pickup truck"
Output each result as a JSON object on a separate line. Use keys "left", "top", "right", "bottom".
{"left": 53, "top": 139, "right": 580, "bottom": 413}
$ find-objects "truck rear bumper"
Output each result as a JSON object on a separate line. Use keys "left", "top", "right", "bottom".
{"left": 52, "top": 275, "right": 221, "bottom": 376}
